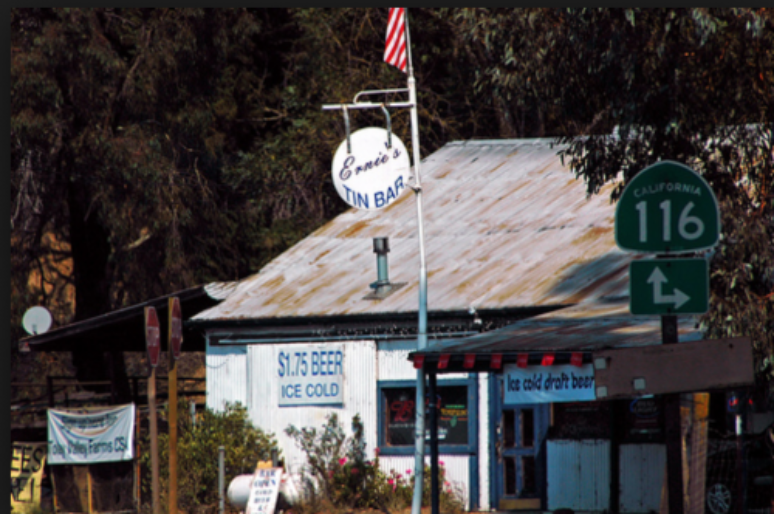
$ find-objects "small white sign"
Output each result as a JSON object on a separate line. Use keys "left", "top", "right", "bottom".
{"left": 331, "top": 127, "right": 410, "bottom": 211}
{"left": 245, "top": 467, "right": 282, "bottom": 514}
{"left": 277, "top": 344, "right": 344, "bottom": 406}
{"left": 503, "top": 364, "right": 596, "bottom": 404}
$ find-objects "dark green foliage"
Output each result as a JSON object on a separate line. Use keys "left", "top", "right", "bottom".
{"left": 139, "top": 401, "right": 279, "bottom": 513}
{"left": 11, "top": 8, "right": 773, "bottom": 404}
{"left": 10, "top": 9, "right": 481, "bottom": 387}
{"left": 455, "top": 8, "right": 774, "bottom": 401}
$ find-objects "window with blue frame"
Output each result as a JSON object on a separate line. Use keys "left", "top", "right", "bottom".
{"left": 377, "top": 376, "right": 478, "bottom": 455}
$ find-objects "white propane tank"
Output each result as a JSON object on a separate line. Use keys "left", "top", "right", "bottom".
{"left": 227, "top": 474, "right": 254, "bottom": 510}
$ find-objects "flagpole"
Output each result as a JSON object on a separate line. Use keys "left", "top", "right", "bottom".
{"left": 321, "top": 10, "right": 427, "bottom": 511}
{"left": 405, "top": 9, "right": 428, "bottom": 514}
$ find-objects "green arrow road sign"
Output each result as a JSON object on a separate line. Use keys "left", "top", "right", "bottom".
{"left": 616, "top": 161, "right": 720, "bottom": 253}
{"left": 630, "top": 258, "right": 709, "bottom": 315}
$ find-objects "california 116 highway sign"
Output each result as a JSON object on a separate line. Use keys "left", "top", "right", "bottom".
{"left": 615, "top": 161, "right": 720, "bottom": 254}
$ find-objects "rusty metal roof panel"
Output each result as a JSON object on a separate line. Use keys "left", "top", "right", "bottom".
{"left": 193, "top": 139, "right": 638, "bottom": 322}
{"left": 413, "top": 300, "right": 702, "bottom": 357}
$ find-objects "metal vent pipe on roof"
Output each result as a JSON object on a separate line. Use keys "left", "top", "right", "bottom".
{"left": 372, "top": 237, "right": 390, "bottom": 292}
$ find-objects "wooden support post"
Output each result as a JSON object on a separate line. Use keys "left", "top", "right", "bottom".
{"left": 136, "top": 400, "right": 141, "bottom": 512}
{"left": 87, "top": 466, "right": 94, "bottom": 514}
{"left": 149, "top": 367, "right": 160, "bottom": 514}
{"left": 663, "top": 315, "right": 685, "bottom": 514}
{"left": 429, "top": 371, "right": 439, "bottom": 514}
{"left": 132, "top": 376, "right": 139, "bottom": 406}
{"left": 169, "top": 351, "right": 178, "bottom": 514}
{"left": 168, "top": 296, "right": 182, "bottom": 514}
{"left": 48, "top": 376, "right": 55, "bottom": 407}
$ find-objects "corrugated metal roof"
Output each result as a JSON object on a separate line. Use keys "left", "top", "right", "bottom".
{"left": 411, "top": 299, "right": 702, "bottom": 358}
{"left": 193, "top": 138, "right": 638, "bottom": 323}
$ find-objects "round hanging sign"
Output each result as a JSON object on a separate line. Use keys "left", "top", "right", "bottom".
{"left": 331, "top": 127, "right": 410, "bottom": 211}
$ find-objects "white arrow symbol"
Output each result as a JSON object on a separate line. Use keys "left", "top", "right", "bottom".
{"left": 647, "top": 266, "right": 691, "bottom": 309}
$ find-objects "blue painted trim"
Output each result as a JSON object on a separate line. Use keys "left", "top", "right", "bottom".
{"left": 487, "top": 373, "right": 502, "bottom": 510}
{"left": 467, "top": 375, "right": 479, "bottom": 511}
{"left": 468, "top": 453, "right": 479, "bottom": 511}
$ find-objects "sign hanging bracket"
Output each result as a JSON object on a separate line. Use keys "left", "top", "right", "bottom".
{"left": 342, "top": 105, "right": 351, "bottom": 154}
{"left": 381, "top": 104, "right": 392, "bottom": 149}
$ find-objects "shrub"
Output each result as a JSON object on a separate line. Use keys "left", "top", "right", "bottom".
{"left": 139, "top": 400, "right": 279, "bottom": 513}
{"left": 285, "top": 413, "right": 465, "bottom": 514}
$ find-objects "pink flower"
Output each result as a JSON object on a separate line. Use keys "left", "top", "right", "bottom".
{"left": 339, "top": 457, "right": 347, "bottom": 465}
{"left": 439, "top": 460, "right": 445, "bottom": 467}
{"left": 374, "top": 448, "right": 381, "bottom": 456}
{"left": 365, "top": 460, "right": 372, "bottom": 466}
{"left": 388, "top": 478, "right": 394, "bottom": 485}
{"left": 406, "top": 469, "right": 411, "bottom": 475}
{"left": 445, "top": 481, "right": 450, "bottom": 486}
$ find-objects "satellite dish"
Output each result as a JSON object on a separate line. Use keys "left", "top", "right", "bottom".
{"left": 22, "top": 306, "right": 53, "bottom": 335}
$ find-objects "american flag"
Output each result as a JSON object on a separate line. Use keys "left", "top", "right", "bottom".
{"left": 384, "top": 8, "right": 407, "bottom": 73}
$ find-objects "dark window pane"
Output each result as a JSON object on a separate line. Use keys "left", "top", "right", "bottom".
{"left": 521, "top": 456, "right": 536, "bottom": 496}
{"left": 504, "top": 457, "right": 517, "bottom": 496}
{"left": 521, "top": 408, "right": 534, "bottom": 448}
{"left": 503, "top": 410, "right": 516, "bottom": 448}
{"left": 382, "top": 384, "right": 469, "bottom": 446}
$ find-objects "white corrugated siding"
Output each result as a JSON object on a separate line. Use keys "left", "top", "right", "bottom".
{"left": 378, "top": 340, "right": 418, "bottom": 380}
{"left": 547, "top": 440, "right": 610, "bottom": 512}
{"left": 378, "top": 455, "right": 469, "bottom": 507}
{"left": 477, "top": 373, "right": 491, "bottom": 511}
{"left": 205, "top": 342, "right": 248, "bottom": 412}
{"left": 245, "top": 341, "right": 377, "bottom": 476}
{"left": 619, "top": 444, "right": 666, "bottom": 513}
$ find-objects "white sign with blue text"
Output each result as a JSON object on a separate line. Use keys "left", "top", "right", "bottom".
{"left": 47, "top": 403, "right": 135, "bottom": 465}
{"left": 503, "top": 364, "right": 596, "bottom": 404}
{"left": 331, "top": 127, "right": 410, "bottom": 211}
{"left": 245, "top": 467, "right": 282, "bottom": 514}
{"left": 277, "top": 344, "right": 344, "bottom": 406}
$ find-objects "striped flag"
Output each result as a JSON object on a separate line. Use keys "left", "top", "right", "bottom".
{"left": 384, "top": 8, "right": 407, "bottom": 73}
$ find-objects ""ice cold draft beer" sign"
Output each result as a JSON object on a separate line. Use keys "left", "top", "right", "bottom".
{"left": 503, "top": 363, "right": 596, "bottom": 404}
{"left": 331, "top": 127, "right": 410, "bottom": 211}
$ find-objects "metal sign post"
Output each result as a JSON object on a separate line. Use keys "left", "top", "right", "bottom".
{"left": 322, "top": 10, "right": 428, "bottom": 513}
{"left": 615, "top": 160, "right": 721, "bottom": 514}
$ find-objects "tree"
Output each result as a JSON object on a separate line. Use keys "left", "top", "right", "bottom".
{"left": 10, "top": 8, "right": 486, "bottom": 391}
{"left": 455, "top": 8, "right": 774, "bottom": 399}
{"left": 11, "top": 8, "right": 298, "bottom": 392}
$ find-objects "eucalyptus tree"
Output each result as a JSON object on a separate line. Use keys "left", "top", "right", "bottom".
{"left": 455, "top": 7, "right": 774, "bottom": 398}
{"left": 11, "top": 8, "right": 300, "bottom": 389}
{"left": 10, "top": 8, "right": 481, "bottom": 389}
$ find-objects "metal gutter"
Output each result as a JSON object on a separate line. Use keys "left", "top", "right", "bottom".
{"left": 187, "top": 305, "right": 565, "bottom": 331}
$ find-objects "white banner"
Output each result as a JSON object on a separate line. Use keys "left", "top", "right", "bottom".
{"left": 47, "top": 404, "right": 135, "bottom": 465}
{"left": 276, "top": 344, "right": 344, "bottom": 406}
{"left": 503, "top": 364, "right": 596, "bottom": 404}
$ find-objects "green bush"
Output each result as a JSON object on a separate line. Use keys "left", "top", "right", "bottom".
{"left": 285, "top": 413, "right": 465, "bottom": 514}
{"left": 139, "top": 400, "right": 279, "bottom": 513}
